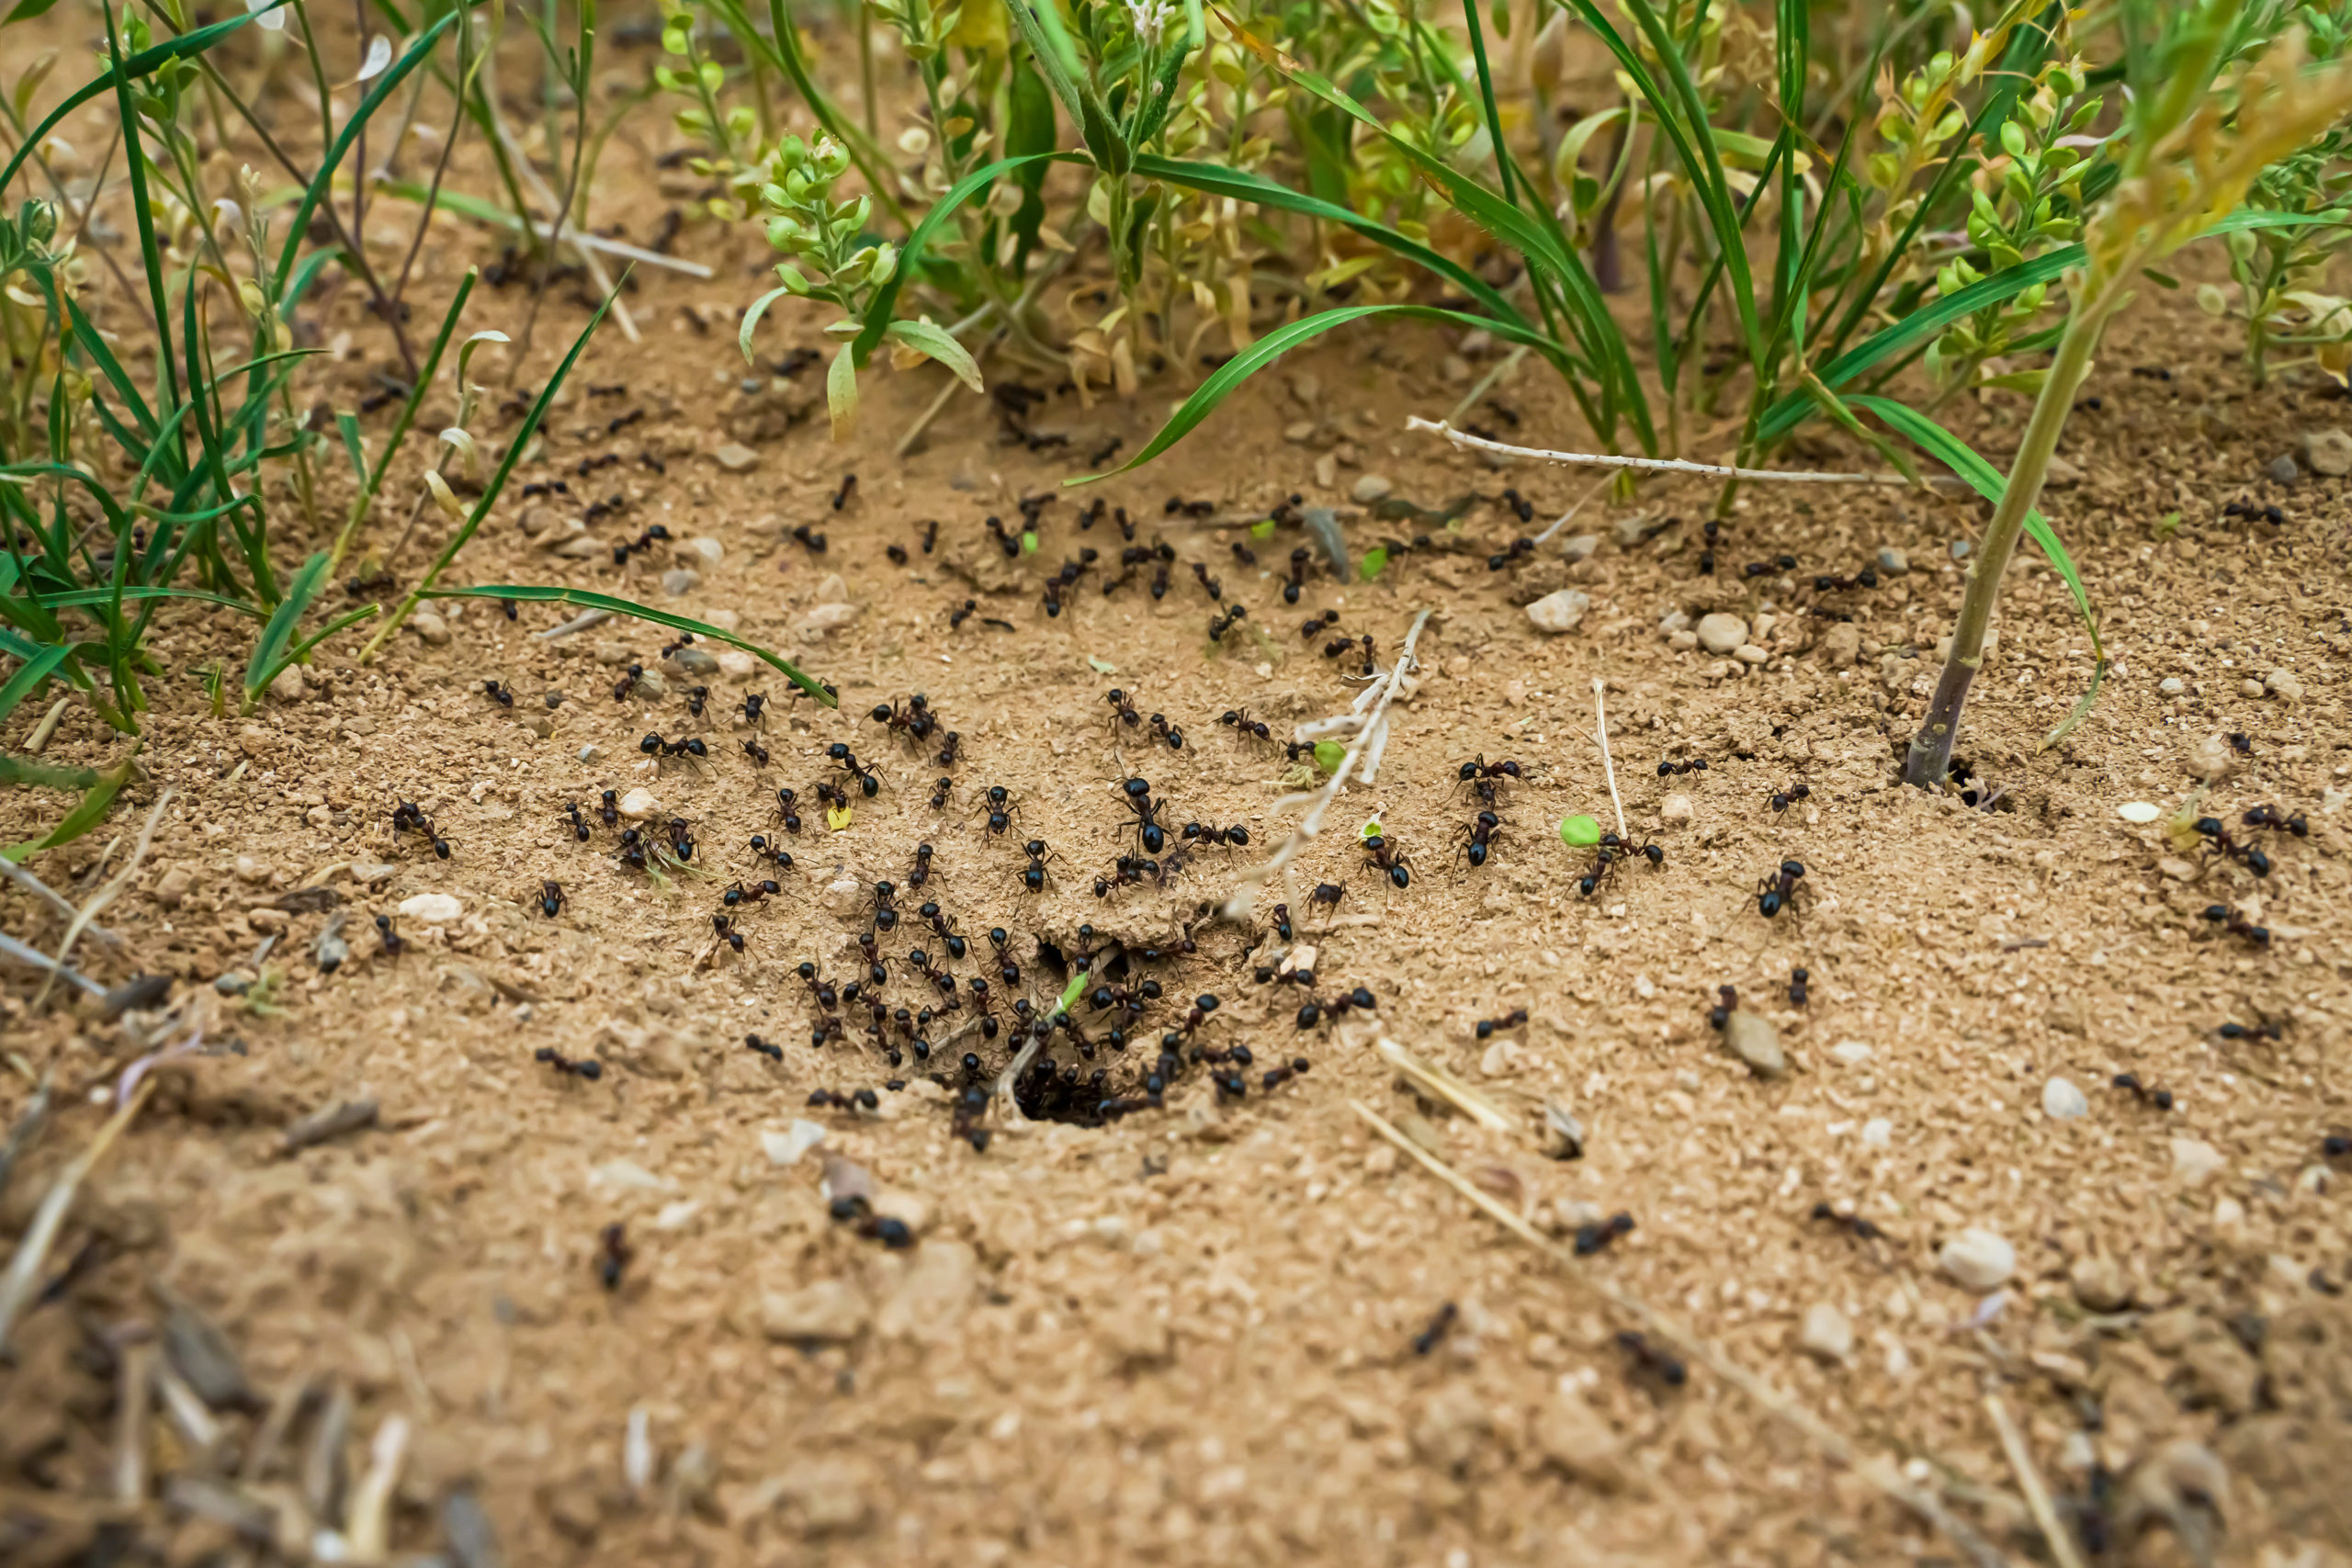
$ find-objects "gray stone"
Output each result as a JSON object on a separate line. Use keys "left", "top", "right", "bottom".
{"left": 714, "top": 442, "right": 760, "bottom": 473}
{"left": 682, "top": 536, "right": 725, "bottom": 567}
{"left": 2267, "top": 453, "right": 2301, "bottom": 485}
{"left": 2264, "top": 667, "right": 2304, "bottom": 701}
{"left": 1657, "top": 609, "right": 1690, "bottom": 635}
{"left": 1351, "top": 474, "right": 1393, "bottom": 503}
{"left": 661, "top": 568, "right": 701, "bottom": 597}
{"left": 2041, "top": 1077, "right": 2088, "bottom": 1120}
{"left": 1937, "top": 1227, "right": 2015, "bottom": 1290}
{"left": 667, "top": 648, "right": 719, "bottom": 676}
{"left": 1524, "top": 588, "right": 1590, "bottom": 634}
{"left": 267, "top": 665, "right": 309, "bottom": 704}
{"left": 1950, "top": 539, "right": 1972, "bottom": 561}
{"left": 1559, "top": 534, "right": 1600, "bottom": 564}
{"left": 1874, "top": 546, "right": 1910, "bottom": 576}
{"left": 1611, "top": 514, "right": 1649, "bottom": 547}
{"left": 761, "top": 1279, "right": 868, "bottom": 1341}
{"left": 410, "top": 611, "right": 451, "bottom": 646}
{"left": 1695, "top": 612, "right": 1748, "bottom": 656}
{"left": 2070, "top": 1254, "right": 2132, "bottom": 1313}
{"left": 2159, "top": 676, "right": 2185, "bottom": 695}
{"left": 1722, "top": 1010, "right": 1784, "bottom": 1077}
{"left": 2301, "top": 428, "right": 2352, "bottom": 477}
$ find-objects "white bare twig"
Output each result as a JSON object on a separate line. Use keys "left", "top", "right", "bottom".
{"left": 0, "top": 859, "right": 124, "bottom": 946}
{"left": 1408, "top": 415, "right": 1913, "bottom": 486}
{"left": 1591, "top": 679, "right": 1626, "bottom": 840}
{"left": 1986, "top": 1393, "right": 2088, "bottom": 1568}
{"left": 1221, "top": 610, "right": 1431, "bottom": 919}
{"left": 0, "top": 1078, "right": 153, "bottom": 1356}
{"left": 1533, "top": 471, "right": 1612, "bottom": 546}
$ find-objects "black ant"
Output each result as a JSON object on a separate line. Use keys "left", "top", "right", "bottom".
{"left": 1456, "top": 755, "right": 1524, "bottom": 807}
{"left": 741, "top": 738, "right": 771, "bottom": 768}
{"left": 2228, "top": 732, "right": 2254, "bottom": 756}
{"left": 1361, "top": 833, "right": 1410, "bottom": 888}
{"left": 1294, "top": 985, "right": 1374, "bottom": 1030}
{"left": 1269, "top": 903, "right": 1295, "bottom": 942}
{"left": 598, "top": 1223, "right": 633, "bottom": 1289}
{"left": 664, "top": 817, "right": 695, "bottom": 863}
{"left": 723, "top": 879, "right": 781, "bottom": 907}
{"left": 483, "top": 680, "right": 514, "bottom": 707}
{"left": 1706, "top": 984, "right": 1739, "bottom": 1030}
{"left": 741, "top": 693, "right": 768, "bottom": 728}
{"left": 1105, "top": 688, "right": 1142, "bottom": 729}
{"left": 1755, "top": 860, "right": 1807, "bottom": 918}
{"left": 921, "top": 519, "right": 939, "bottom": 554}
{"left": 1789, "top": 967, "right": 1809, "bottom": 1007}
{"left": 1300, "top": 610, "right": 1339, "bottom": 640}
{"left": 1320, "top": 637, "right": 1354, "bottom": 660}
{"left": 711, "top": 914, "right": 747, "bottom": 953}
{"left": 1018, "top": 840, "right": 1055, "bottom": 892}
{"left": 908, "top": 842, "right": 935, "bottom": 889}
{"left": 1411, "top": 1302, "right": 1457, "bottom": 1356}
{"left": 1577, "top": 832, "right": 1659, "bottom": 897}
{"left": 1574, "top": 1212, "right": 1634, "bottom": 1256}
{"left": 1283, "top": 547, "right": 1310, "bottom": 605}
{"left": 870, "top": 881, "right": 900, "bottom": 932}
{"left": 1487, "top": 536, "right": 1535, "bottom": 571}
{"left": 1657, "top": 758, "right": 1709, "bottom": 776}
{"left": 1768, "top": 783, "right": 1811, "bottom": 812}
{"left": 1094, "top": 855, "right": 1160, "bottom": 897}
{"left": 562, "top": 801, "right": 592, "bottom": 841}
{"left": 1306, "top": 881, "right": 1345, "bottom": 914}
{"left": 789, "top": 524, "right": 828, "bottom": 553}
{"left": 375, "top": 914, "right": 404, "bottom": 957}
{"left": 2200, "top": 904, "right": 2270, "bottom": 945}
{"left": 797, "top": 962, "right": 839, "bottom": 1010}
{"left": 1191, "top": 562, "right": 1223, "bottom": 602}
{"left": 1811, "top": 566, "right": 1880, "bottom": 592}
{"left": 537, "top": 880, "right": 566, "bottom": 918}
{"left": 534, "top": 1046, "right": 602, "bottom": 1081}
{"left": 2111, "top": 1073, "right": 2175, "bottom": 1111}
{"left": 1182, "top": 822, "right": 1251, "bottom": 849}
{"left": 745, "top": 1033, "right": 783, "bottom": 1062}
{"left": 1454, "top": 811, "right": 1504, "bottom": 869}
{"left": 871, "top": 694, "right": 938, "bottom": 745}
{"left": 928, "top": 777, "right": 954, "bottom": 811}
{"left": 1136, "top": 713, "right": 1178, "bottom": 750}
{"left": 978, "top": 784, "right": 1018, "bottom": 838}
{"left": 1615, "top": 1331, "right": 1686, "bottom": 1389}
{"left": 885, "top": 544, "right": 908, "bottom": 566}
{"left": 984, "top": 515, "right": 1019, "bottom": 557}
{"left": 2243, "top": 804, "right": 2309, "bottom": 837}
{"left": 616, "top": 829, "right": 650, "bottom": 874}
{"left": 748, "top": 834, "right": 794, "bottom": 871}
{"left": 919, "top": 903, "right": 967, "bottom": 960}
{"left": 935, "top": 731, "right": 962, "bottom": 768}
{"left": 1220, "top": 708, "right": 1272, "bottom": 743}
{"left": 612, "top": 664, "right": 646, "bottom": 702}
{"left": 1498, "top": 486, "right": 1534, "bottom": 522}
{"left": 684, "top": 685, "right": 710, "bottom": 719}
{"left": 950, "top": 600, "right": 978, "bottom": 630}
{"left": 1475, "top": 1008, "right": 1528, "bottom": 1039}
{"left": 1207, "top": 604, "right": 1247, "bottom": 641}
{"left": 774, "top": 786, "right": 803, "bottom": 833}
{"left": 827, "top": 742, "right": 884, "bottom": 797}
{"left": 2217, "top": 1016, "right": 2284, "bottom": 1043}
{"left": 1809, "top": 1201, "right": 1886, "bottom": 1243}
{"left": 598, "top": 788, "right": 620, "bottom": 829}
{"left": 2190, "top": 817, "right": 2271, "bottom": 876}
{"left": 639, "top": 732, "right": 708, "bottom": 760}
{"left": 390, "top": 801, "right": 451, "bottom": 859}
{"left": 1742, "top": 554, "right": 1797, "bottom": 578}
{"left": 1120, "top": 778, "right": 1170, "bottom": 854}
{"left": 659, "top": 634, "right": 697, "bottom": 660}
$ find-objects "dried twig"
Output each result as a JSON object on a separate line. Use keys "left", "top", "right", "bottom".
{"left": 0, "top": 858, "right": 124, "bottom": 945}
{"left": 33, "top": 787, "right": 173, "bottom": 1010}
{"left": 0, "top": 1072, "right": 53, "bottom": 1200}
{"left": 1591, "top": 678, "right": 1627, "bottom": 840}
{"left": 1408, "top": 415, "right": 1914, "bottom": 485}
{"left": 1350, "top": 1098, "right": 2017, "bottom": 1568}
{"left": 345, "top": 1414, "right": 411, "bottom": 1562}
{"left": 1373, "top": 1039, "right": 1512, "bottom": 1133}
{"left": 1533, "top": 470, "right": 1613, "bottom": 546}
{"left": 1985, "top": 1392, "right": 2086, "bottom": 1568}
{"left": 0, "top": 1078, "right": 154, "bottom": 1355}
{"left": 0, "top": 931, "right": 104, "bottom": 995}
{"left": 1221, "top": 610, "right": 1430, "bottom": 919}
{"left": 281, "top": 1098, "right": 381, "bottom": 1155}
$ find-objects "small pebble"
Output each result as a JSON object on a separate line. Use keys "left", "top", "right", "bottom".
{"left": 1721, "top": 1010, "right": 1784, "bottom": 1078}
{"left": 2267, "top": 453, "right": 2301, "bottom": 485}
{"left": 1874, "top": 546, "right": 1909, "bottom": 576}
{"left": 2041, "top": 1077, "right": 2088, "bottom": 1120}
{"left": 1659, "top": 794, "right": 1693, "bottom": 827}
{"left": 682, "top": 536, "right": 725, "bottom": 567}
{"left": 1798, "top": 1303, "right": 1853, "bottom": 1362}
{"left": 411, "top": 611, "right": 451, "bottom": 646}
{"left": 1658, "top": 609, "right": 1691, "bottom": 635}
{"left": 815, "top": 573, "right": 849, "bottom": 604}
{"left": 2300, "top": 428, "right": 2352, "bottom": 477}
{"left": 1860, "top": 1117, "right": 1892, "bottom": 1147}
{"left": 762, "top": 1121, "right": 828, "bottom": 1167}
{"left": 1949, "top": 539, "right": 1971, "bottom": 560}
{"left": 1732, "top": 643, "right": 1768, "bottom": 665}
{"left": 714, "top": 443, "right": 760, "bottom": 473}
{"left": 397, "top": 892, "right": 464, "bottom": 924}
{"left": 1523, "top": 588, "right": 1590, "bottom": 635}
{"left": 233, "top": 855, "right": 270, "bottom": 884}
{"left": 1829, "top": 1041, "right": 1873, "bottom": 1067}
{"left": 2157, "top": 677, "right": 2184, "bottom": 695}
{"left": 1668, "top": 630, "right": 1699, "bottom": 652}
{"left": 2170, "top": 1137, "right": 2225, "bottom": 1187}
{"left": 717, "top": 649, "right": 759, "bottom": 679}
{"left": 2240, "top": 678, "right": 2267, "bottom": 700}
{"left": 1695, "top": 612, "right": 1748, "bottom": 656}
{"left": 2188, "top": 732, "right": 2235, "bottom": 782}
{"left": 1938, "top": 1228, "right": 2015, "bottom": 1290}
{"left": 1611, "top": 515, "right": 1649, "bottom": 547}
{"left": 2117, "top": 801, "right": 2163, "bottom": 824}
{"left": 668, "top": 648, "right": 720, "bottom": 676}
{"left": 617, "top": 787, "right": 661, "bottom": 820}
{"left": 1351, "top": 474, "right": 1393, "bottom": 503}
{"left": 1559, "top": 534, "right": 1600, "bottom": 564}
{"left": 2070, "top": 1254, "right": 2132, "bottom": 1313}
{"left": 661, "top": 568, "right": 702, "bottom": 597}
{"left": 2264, "top": 667, "right": 2303, "bottom": 701}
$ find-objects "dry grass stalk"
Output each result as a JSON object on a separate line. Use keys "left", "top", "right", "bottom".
{"left": 114, "top": 1339, "right": 154, "bottom": 1504}
{"left": 1406, "top": 415, "right": 1914, "bottom": 484}
{"left": 344, "top": 1413, "right": 411, "bottom": 1563}
{"left": 0, "top": 1071, "right": 54, "bottom": 1200}
{"left": 32, "top": 786, "right": 174, "bottom": 1010}
{"left": 1350, "top": 1098, "right": 2018, "bottom": 1568}
{"left": 0, "top": 858, "right": 125, "bottom": 945}
{"left": 1985, "top": 1392, "right": 2087, "bottom": 1568}
{"left": 1590, "top": 678, "right": 1628, "bottom": 840}
{"left": 1221, "top": 609, "right": 1432, "bottom": 919}
{"left": 1373, "top": 1039, "right": 1513, "bottom": 1134}
{"left": 0, "top": 1078, "right": 155, "bottom": 1355}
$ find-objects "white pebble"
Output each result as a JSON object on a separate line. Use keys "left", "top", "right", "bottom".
{"left": 1524, "top": 588, "right": 1590, "bottom": 634}
{"left": 2170, "top": 1137, "right": 2226, "bottom": 1187}
{"left": 1860, "top": 1117, "right": 1892, "bottom": 1147}
{"left": 618, "top": 787, "right": 662, "bottom": 820}
{"left": 2116, "top": 801, "right": 2163, "bottom": 824}
{"left": 1938, "top": 1227, "right": 2015, "bottom": 1291}
{"left": 1831, "top": 1042, "right": 1874, "bottom": 1067}
{"left": 396, "top": 892, "right": 463, "bottom": 924}
{"left": 1798, "top": 1303, "right": 1854, "bottom": 1362}
{"left": 762, "top": 1120, "right": 828, "bottom": 1167}
{"left": 2041, "top": 1077, "right": 2088, "bottom": 1120}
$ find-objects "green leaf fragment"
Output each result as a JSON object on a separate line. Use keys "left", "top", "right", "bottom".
{"left": 1313, "top": 740, "right": 1345, "bottom": 773}
{"left": 1358, "top": 547, "right": 1388, "bottom": 581}
{"left": 1560, "top": 814, "right": 1601, "bottom": 847}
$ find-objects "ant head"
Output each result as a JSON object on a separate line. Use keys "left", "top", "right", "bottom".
{"left": 1781, "top": 860, "right": 1806, "bottom": 878}
{"left": 874, "top": 880, "right": 895, "bottom": 897}
{"left": 2194, "top": 817, "right": 2223, "bottom": 838}
{"left": 828, "top": 742, "right": 851, "bottom": 761}
{"left": 639, "top": 733, "right": 662, "bottom": 753}
{"left": 1477, "top": 810, "right": 1500, "bottom": 829}
{"left": 989, "top": 927, "right": 1010, "bottom": 950}
{"left": 1024, "top": 839, "right": 1047, "bottom": 857}
{"left": 871, "top": 704, "right": 893, "bottom": 721}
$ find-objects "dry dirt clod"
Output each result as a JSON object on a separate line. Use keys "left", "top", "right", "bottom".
{"left": 397, "top": 893, "right": 464, "bottom": 924}
{"left": 1938, "top": 1229, "right": 2016, "bottom": 1291}
{"left": 1799, "top": 1303, "right": 1854, "bottom": 1362}
{"left": 2301, "top": 427, "right": 2352, "bottom": 476}
{"left": 2069, "top": 1254, "right": 2132, "bottom": 1313}
{"left": 1523, "top": 588, "right": 1589, "bottom": 634}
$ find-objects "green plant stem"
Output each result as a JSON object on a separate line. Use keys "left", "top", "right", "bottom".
{"left": 1902, "top": 283, "right": 2110, "bottom": 789}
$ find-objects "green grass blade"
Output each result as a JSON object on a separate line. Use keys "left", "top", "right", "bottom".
{"left": 4, "top": 746, "right": 137, "bottom": 863}
{"left": 854, "top": 152, "right": 1070, "bottom": 371}
{"left": 28, "top": 585, "right": 266, "bottom": 616}
{"left": 270, "top": 10, "right": 457, "bottom": 295}
{"left": 243, "top": 549, "right": 330, "bottom": 703}
{"left": 1075, "top": 304, "right": 1566, "bottom": 482}
{"left": 0, "top": 753, "right": 99, "bottom": 790}
{"left": 424, "top": 587, "right": 834, "bottom": 705}
{"left": 0, "top": 643, "right": 71, "bottom": 726}
{"left": 1848, "top": 393, "right": 2104, "bottom": 748}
